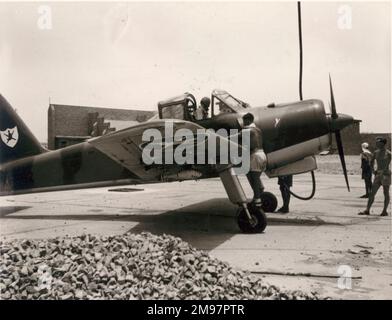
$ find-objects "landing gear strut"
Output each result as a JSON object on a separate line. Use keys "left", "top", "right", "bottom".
{"left": 219, "top": 167, "right": 267, "bottom": 233}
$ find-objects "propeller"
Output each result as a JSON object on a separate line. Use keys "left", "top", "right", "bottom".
{"left": 329, "top": 74, "right": 351, "bottom": 191}
{"left": 329, "top": 74, "right": 337, "bottom": 119}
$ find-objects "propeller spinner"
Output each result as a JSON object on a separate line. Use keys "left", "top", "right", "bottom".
{"left": 328, "top": 75, "right": 353, "bottom": 191}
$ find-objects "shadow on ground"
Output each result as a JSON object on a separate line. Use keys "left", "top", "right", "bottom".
{"left": 0, "top": 206, "right": 31, "bottom": 218}
{"left": 0, "top": 199, "right": 344, "bottom": 250}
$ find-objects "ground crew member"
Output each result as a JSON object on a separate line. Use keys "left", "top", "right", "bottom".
{"left": 360, "top": 142, "right": 373, "bottom": 198}
{"left": 359, "top": 137, "right": 391, "bottom": 216}
{"left": 241, "top": 113, "right": 267, "bottom": 208}
{"left": 277, "top": 175, "right": 293, "bottom": 213}
{"left": 195, "top": 97, "right": 210, "bottom": 120}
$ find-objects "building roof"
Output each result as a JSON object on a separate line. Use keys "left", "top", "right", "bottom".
{"left": 49, "top": 104, "right": 156, "bottom": 121}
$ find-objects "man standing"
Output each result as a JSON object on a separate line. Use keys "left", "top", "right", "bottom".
{"left": 359, "top": 137, "right": 391, "bottom": 216}
{"left": 277, "top": 175, "right": 292, "bottom": 213}
{"left": 195, "top": 97, "right": 210, "bottom": 120}
{"left": 360, "top": 142, "right": 373, "bottom": 198}
{"left": 241, "top": 113, "right": 267, "bottom": 208}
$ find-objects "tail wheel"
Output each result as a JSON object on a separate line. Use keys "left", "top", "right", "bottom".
{"left": 237, "top": 203, "right": 267, "bottom": 233}
{"left": 260, "top": 192, "right": 278, "bottom": 213}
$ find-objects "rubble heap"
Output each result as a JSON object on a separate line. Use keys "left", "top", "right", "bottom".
{"left": 0, "top": 232, "right": 321, "bottom": 300}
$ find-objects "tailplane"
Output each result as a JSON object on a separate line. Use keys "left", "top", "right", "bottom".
{"left": 0, "top": 95, "right": 46, "bottom": 165}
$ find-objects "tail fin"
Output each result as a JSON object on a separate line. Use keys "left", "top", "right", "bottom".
{"left": 0, "top": 95, "right": 45, "bottom": 165}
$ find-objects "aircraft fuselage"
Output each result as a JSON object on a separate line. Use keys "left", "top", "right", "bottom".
{"left": 0, "top": 98, "right": 351, "bottom": 195}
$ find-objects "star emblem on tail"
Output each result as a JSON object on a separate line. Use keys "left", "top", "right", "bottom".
{"left": 0, "top": 126, "right": 19, "bottom": 148}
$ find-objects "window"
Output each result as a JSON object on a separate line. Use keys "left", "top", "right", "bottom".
{"left": 161, "top": 104, "right": 185, "bottom": 120}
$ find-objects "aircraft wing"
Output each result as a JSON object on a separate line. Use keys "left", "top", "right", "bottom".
{"left": 88, "top": 119, "right": 245, "bottom": 181}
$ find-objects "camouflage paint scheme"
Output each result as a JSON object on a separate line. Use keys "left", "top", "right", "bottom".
{"left": 0, "top": 91, "right": 353, "bottom": 196}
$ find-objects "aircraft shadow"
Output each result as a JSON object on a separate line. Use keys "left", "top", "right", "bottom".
{"left": 0, "top": 206, "right": 31, "bottom": 218}
{"left": 0, "top": 199, "right": 338, "bottom": 227}
{"left": 0, "top": 199, "right": 340, "bottom": 251}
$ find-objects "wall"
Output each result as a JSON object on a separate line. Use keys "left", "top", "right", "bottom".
{"left": 331, "top": 120, "right": 362, "bottom": 155}
{"left": 48, "top": 104, "right": 155, "bottom": 149}
{"left": 360, "top": 133, "right": 392, "bottom": 152}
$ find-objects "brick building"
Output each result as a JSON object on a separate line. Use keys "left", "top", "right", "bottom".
{"left": 326, "top": 119, "right": 391, "bottom": 155}
{"left": 48, "top": 104, "right": 155, "bottom": 150}
{"left": 359, "top": 133, "right": 391, "bottom": 152}
{"left": 331, "top": 119, "right": 362, "bottom": 155}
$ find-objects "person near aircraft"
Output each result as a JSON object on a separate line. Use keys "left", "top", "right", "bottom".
{"left": 360, "top": 142, "right": 373, "bottom": 198}
{"left": 359, "top": 137, "right": 391, "bottom": 216}
{"left": 277, "top": 175, "right": 293, "bottom": 213}
{"left": 241, "top": 113, "right": 267, "bottom": 208}
{"left": 195, "top": 97, "right": 210, "bottom": 120}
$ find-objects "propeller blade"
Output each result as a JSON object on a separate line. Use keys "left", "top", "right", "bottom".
{"left": 335, "top": 130, "right": 350, "bottom": 191}
{"left": 329, "top": 74, "right": 338, "bottom": 119}
{"left": 329, "top": 74, "right": 350, "bottom": 191}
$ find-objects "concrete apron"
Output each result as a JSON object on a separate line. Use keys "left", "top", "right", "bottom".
{"left": 1, "top": 173, "right": 391, "bottom": 299}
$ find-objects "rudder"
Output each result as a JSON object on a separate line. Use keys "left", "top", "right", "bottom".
{"left": 0, "top": 95, "right": 46, "bottom": 165}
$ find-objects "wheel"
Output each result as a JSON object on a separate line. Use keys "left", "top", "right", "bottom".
{"left": 260, "top": 192, "right": 278, "bottom": 213}
{"left": 237, "top": 203, "right": 267, "bottom": 233}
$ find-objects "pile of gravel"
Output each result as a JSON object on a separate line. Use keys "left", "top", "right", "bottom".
{"left": 0, "top": 232, "right": 321, "bottom": 300}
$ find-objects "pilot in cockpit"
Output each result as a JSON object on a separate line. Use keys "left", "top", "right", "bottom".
{"left": 195, "top": 97, "right": 210, "bottom": 120}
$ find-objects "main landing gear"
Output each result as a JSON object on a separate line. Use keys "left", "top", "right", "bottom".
{"left": 219, "top": 167, "right": 268, "bottom": 233}
{"left": 237, "top": 202, "right": 267, "bottom": 233}
{"left": 260, "top": 191, "right": 278, "bottom": 213}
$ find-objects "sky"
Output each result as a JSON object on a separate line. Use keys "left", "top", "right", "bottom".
{"left": 0, "top": 1, "right": 390, "bottom": 142}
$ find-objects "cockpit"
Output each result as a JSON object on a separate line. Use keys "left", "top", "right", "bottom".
{"left": 157, "top": 89, "right": 250, "bottom": 122}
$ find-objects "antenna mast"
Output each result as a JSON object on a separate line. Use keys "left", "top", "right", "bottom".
{"left": 297, "top": 1, "right": 303, "bottom": 101}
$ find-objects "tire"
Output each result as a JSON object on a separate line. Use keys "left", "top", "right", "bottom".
{"left": 260, "top": 192, "right": 278, "bottom": 213}
{"left": 237, "top": 203, "right": 267, "bottom": 233}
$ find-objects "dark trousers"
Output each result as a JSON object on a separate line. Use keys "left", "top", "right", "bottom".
{"left": 279, "top": 185, "right": 291, "bottom": 210}
{"left": 366, "top": 175, "right": 390, "bottom": 212}
{"left": 364, "top": 175, "right": 372, "bottom": 196}
{"left": 246, "top": 171, "right": 264, "bottom": 199}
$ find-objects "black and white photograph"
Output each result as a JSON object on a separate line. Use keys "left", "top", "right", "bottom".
{"left": 0, "top": 0, "right": 391, "bottom": 306}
